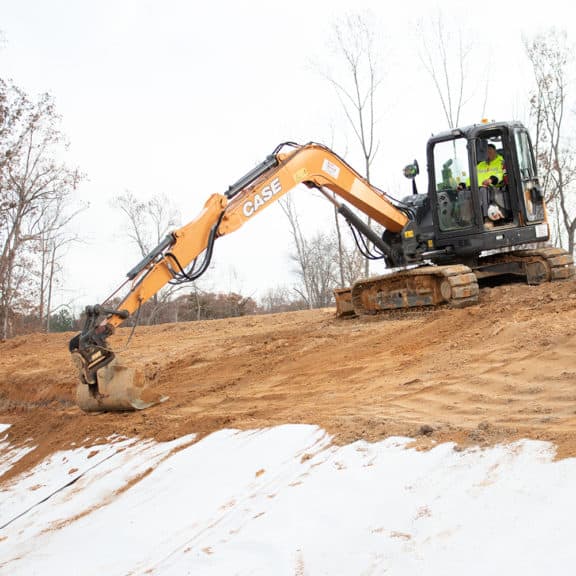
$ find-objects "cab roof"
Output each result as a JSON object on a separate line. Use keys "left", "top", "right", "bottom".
{"left": 429, "top": 121, "right": 528, "bottom": 143}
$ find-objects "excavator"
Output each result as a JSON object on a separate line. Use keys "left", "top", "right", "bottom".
{"left": 69, "top": 120, "right": 574, "bottom": 412}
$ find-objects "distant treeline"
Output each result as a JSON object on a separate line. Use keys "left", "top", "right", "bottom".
{"left": 6, "top": 289, "right": 312, "bottom": 337}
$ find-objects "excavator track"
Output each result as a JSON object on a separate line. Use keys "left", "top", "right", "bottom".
{"left": 477, "top": 246, "right": 575, "bottom": 284}
{"left": 347, "top": 264, "right": 479, "bottom": 316}
{"left": 336, "top": 247, "right": 574, "bottom": 318}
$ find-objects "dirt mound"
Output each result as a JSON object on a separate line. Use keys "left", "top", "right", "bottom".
{"left": 2, "top": 279, "right": 576, "bottom": 480}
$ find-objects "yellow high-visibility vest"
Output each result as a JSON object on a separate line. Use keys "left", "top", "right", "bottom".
{"left": 477, "top": 154, "right": 505, "bottom": 185}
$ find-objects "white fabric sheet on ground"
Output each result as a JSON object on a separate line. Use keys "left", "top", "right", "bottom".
{"left": 0, "top": 424, "right": 574, "bottom": 575}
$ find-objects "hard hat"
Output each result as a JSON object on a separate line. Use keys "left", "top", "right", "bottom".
{"left": 487, "top": 204, "right": 504, "bottom": 221}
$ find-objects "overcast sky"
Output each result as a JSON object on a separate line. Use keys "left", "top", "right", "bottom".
{"left": 1, "top": 0, "right": 574, "bottom": 311}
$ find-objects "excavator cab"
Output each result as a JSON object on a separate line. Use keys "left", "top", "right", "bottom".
{"left": 425, "top": 121, "right": 549, "bottom": 259}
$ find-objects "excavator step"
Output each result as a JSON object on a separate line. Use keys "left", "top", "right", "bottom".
{"left": 337, "top": 264, "right": 479, "bottom": 316}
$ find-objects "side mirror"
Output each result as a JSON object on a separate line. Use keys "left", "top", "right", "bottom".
{"left": 403, "top": 159, "right": 419, "bottom": 179}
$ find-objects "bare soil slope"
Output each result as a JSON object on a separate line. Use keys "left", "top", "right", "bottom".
{"left": 2, "top": 279, "right": 576, "bottom": 480}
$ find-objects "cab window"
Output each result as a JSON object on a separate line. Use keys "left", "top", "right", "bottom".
{"left": 475, "top": 133, "right": 514, "bottom": 228}
{"left": 433, "top": 138, "right": 473, "bottom": 232}
{"left": 515, "top": 130, "right": 537, "bottom": 180}
{"left": 515, "top": 130, "right": 544, "bottom": 221}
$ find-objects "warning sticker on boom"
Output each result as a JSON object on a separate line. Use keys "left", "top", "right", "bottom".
{"left": 322, "top": 159, "right": 340, "bottom": 179}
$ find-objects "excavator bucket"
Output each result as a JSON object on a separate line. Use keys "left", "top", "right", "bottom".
{"left": 76, "top": 358, "right": 167, "bottom": 412}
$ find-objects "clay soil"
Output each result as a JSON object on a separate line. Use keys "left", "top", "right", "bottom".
{"left": 2, "top": 279, "right": 576, "bottom": 481}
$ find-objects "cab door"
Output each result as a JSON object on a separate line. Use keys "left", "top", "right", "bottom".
{"left": 430, "top": 136, "right": 481, "bottom": 238}
{"left": 513, "top": 129, "right": 546, "bottom": 223}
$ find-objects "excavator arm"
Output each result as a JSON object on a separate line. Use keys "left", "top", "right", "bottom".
{"left": 70, "top": 142, "right": 410, "bottom": 411}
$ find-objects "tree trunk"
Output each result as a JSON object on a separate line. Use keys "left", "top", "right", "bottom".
{"left": 38, "top": 238, "right": 46, "bottom": 331}
{"left": 46, "top": 244, "right": 56, "bottom": 333}
{"left": 364, "top": 155, "right": 371, "bottom": 277}
{"left": 333, "top": 198, "right": 345, "bottom": 288}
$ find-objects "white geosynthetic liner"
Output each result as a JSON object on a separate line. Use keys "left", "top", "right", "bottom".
{"left": 0, "top": 424, "right": 35, "bottom": 479}
{"left": 1, "top": 424, "right": 575, "bottom": 575}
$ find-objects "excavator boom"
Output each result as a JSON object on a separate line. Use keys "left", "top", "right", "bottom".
{"left": 70, "top": 142, "right": 410, "bottom": 411}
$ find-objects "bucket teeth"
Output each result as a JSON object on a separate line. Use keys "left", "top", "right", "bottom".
{"left": 76, "top": 358, "right": 167, "bottom": 412}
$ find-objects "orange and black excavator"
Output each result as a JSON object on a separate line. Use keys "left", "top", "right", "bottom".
{"left": 70, "top": 121, "right": 574, "bottom": 412}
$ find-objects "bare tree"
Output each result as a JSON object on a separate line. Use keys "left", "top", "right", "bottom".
{"left": 36, "top": 196, "right": 83, "bottom": 332}
{"left": 418, "top": 13, "right": 473, "bottom": 129}
{"left": 260, "top": 285, "right": 294, "bottom": 314}
{"left": 326, "top": 14, "right": 381, "bottom": 183}
{"left": 292, "top": 231, "right": 338, "bottom": 308}
{"left": 114, "top": 191, "right": 178, "bottom": 256}
{"left": 525, "top": 29, "right": 576, "bottom": 253}
{"left": 329, "top": 189, "right": 367, "bottom": 287}
{"left": 321, "top": 12, "right": 383, "bottom": 277}
{"left": 279, "top": 196, "right": 338, "bottom": 308}
{"left": 339, "top": 236, "right": 365, "bottom": 285}
{"left": 332, "top": 193, "right": 346, "bottom": 287}
{"left": 0, "top": 81, "right": 82, "bottom": 338}
{"left": 113, "top": 191, "right": 182, "bottom": 324}
{"left": 323, "top": 125, "right": 349, "bottom": 288}
{"left": 279, "top": 195, "right": 312, "bottom": 307}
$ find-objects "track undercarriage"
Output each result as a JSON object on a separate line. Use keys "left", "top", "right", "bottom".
{"left": 335, "top": 246, "right": 574, "bottom": 317}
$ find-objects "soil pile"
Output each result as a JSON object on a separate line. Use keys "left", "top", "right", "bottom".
{"left": 2, "top": 279, "right": 576, "bottom": 480}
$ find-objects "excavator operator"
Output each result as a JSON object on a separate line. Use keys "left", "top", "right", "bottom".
{"left": 478, "top": 143, "right": 510, "bottom": 224}
{"left": 477, "top": 144, "right": 505, "bottom": 187}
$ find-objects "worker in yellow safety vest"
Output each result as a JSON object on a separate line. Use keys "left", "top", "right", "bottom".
{"left": 477, "top": 144, "right": 505, "bottom": 187}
